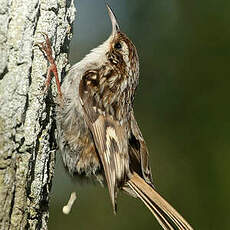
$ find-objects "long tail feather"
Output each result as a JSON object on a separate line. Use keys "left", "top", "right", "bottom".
{"left": 127, "top": 173, "right": 193, "bottom": 230}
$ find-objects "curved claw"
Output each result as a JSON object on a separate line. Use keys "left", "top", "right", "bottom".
{"left": 34, "top": 32, "right": 51, "bottom": 51}
{"left": 37, "top": 31, "right": 48, "bottom": 38}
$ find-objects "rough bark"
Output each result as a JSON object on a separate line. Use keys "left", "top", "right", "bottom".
{"left": 0, "top": 0, "right": 75, "bottom": 229}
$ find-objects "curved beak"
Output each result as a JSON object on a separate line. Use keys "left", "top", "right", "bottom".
{"left": 106, "top": 4, "right": 120, "bottom": 36}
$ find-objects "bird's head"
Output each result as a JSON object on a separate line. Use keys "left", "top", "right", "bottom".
{"left": 105, "top": 4, "right": 139, "bottom": 77}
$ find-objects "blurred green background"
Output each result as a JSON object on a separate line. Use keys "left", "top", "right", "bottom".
{"left": 49, "top": 0, "right": 230, "bottom": 229}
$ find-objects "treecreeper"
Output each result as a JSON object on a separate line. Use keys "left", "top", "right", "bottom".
{"left": 37, "top": 4, "right": 193, "bottom": 230}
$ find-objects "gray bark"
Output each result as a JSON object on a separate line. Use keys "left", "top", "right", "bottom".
{"left": 0, "top": 0, "right": 75, "bottom": 229}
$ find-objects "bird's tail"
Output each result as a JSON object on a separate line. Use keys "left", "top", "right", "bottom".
{"left": 127, "top": 172, "right": 193, "bottom": 230}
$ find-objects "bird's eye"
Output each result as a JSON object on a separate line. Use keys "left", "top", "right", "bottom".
{"left": 114, "top": 42, "right": 122, "bottom": 49}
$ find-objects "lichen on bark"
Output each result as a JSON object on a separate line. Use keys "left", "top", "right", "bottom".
{"left": 0, "top": 0, "right": 76, "bottom": 229}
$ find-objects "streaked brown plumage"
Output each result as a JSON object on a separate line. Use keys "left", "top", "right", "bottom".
{"left": 38, "top": 4, "right": 193, "bottom": 230}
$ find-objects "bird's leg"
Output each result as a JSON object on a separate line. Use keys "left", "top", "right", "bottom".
{"left": 35, "top": 32, "right": 63, "bottom": 101}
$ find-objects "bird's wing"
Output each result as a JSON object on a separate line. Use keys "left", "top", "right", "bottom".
{"left": 79, "top": 70, "right": 129, "bottom": 213}
{"left": 79, "top": 71, "right": 193, "bottom": 230}
{"left": 128, "top": 110, "right": 153, "bottom": 184}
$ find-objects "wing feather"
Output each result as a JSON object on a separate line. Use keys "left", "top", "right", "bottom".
{"left": 79, "top": 70, "right": 129, "bottom": 213}
{"left": 129, "top": 110, "right": 153, "bottom": 184}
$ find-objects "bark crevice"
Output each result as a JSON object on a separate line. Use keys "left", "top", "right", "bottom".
{"left": 0, "top": 0, "right": 76, "bottom": 229}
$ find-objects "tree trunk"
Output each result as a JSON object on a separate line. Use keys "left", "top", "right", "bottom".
{"left": 0, "top": 0, "right": 75, "bottom": 229}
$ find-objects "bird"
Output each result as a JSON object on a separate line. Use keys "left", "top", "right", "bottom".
{"left": 37, "top": 4, "right": 193, "bottom": 230}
